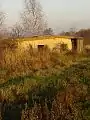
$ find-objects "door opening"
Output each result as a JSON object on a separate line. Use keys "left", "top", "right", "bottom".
{"left": 71, "top": 38, "right": 77, "bottom": 52}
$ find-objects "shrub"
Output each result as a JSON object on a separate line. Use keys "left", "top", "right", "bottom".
{"left": 53, "top": 43, "right": 68, "bottom": 54}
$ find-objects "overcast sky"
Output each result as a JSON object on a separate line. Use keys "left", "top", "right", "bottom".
{"left": 1, "top": 0, "right": 90, "bottom": 33}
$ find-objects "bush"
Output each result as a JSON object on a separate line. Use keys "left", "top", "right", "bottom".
{"left": 53, "top": 43, "right": 68, "bottom": 53}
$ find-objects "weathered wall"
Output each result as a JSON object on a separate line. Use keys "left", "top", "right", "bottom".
{"left": 16, "top": 37, "right": 72, "bottom": 51}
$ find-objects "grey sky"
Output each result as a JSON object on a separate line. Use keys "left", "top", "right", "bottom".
{"left": 1, "top": 0, "right": 90, "bottom": 33}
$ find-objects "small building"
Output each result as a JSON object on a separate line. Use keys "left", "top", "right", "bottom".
{"left": 16, "top": 36, "right": 84, "bottom": 53}
{"left": 0, "top": 36, "right": 84, "bottom": 53}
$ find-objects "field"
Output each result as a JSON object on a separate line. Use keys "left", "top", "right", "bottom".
{"left": 0, "top": 40, "right": 90, "bottom": 120}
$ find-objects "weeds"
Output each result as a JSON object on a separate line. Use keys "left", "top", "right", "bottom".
{"left": 0, "top": 40, "right": 90, "bottom": 120}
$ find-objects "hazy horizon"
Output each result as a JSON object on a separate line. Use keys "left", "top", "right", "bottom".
{"left": 1, "top": 0, "right": 90, "bottom": 33}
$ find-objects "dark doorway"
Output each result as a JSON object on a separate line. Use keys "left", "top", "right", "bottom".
{"left": 38, "top": 45, "right": 45, "bottom": 52}
{"left": 71, "top": 38, "right": 77, "bottom": 52}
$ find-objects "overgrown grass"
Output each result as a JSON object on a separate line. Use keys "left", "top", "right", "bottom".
{"left": 0, "top": 40, "right": 90, "bottom": 120}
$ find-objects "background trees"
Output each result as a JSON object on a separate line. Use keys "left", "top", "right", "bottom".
{"left": 0, "top": 11, "right": 6, "bottom": 38}
{"left": 21, "top": 0, "right": 47, "bottom": 36}
{"left": 43, "top": 28, "right": 54, "bottom": 35}
{"left": 10, "top": 23, "right": 24, "bottom": 39}
{"left": 0, "top": 11, "right": 5, "bottom": 27}
{"left": 60, "top": 28, "right": 90, "bottom": 45}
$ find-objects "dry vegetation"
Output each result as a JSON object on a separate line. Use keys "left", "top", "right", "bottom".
{"left": 0, "top": 40, "right": 90, "bottom": 120}
{"left": 0, "top": 0, "right": 90, "bottom": 119}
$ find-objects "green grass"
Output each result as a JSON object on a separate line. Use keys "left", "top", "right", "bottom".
{"left": 0, "top": 42, "right": 90, "bottom": 120}
{"left": 0, "top": 57, "right": 90, "bottom": 98}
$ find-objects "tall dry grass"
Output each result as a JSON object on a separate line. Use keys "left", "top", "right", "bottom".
{"left": 0, "top": 40, "right": 90, "bottom": 120}
{"left": 0, "top": 41, "right": 77, "bottom": 81}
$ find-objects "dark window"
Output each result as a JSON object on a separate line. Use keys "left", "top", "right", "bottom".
{"left": 38, "top": 45, "right": 44, "bottom": 51}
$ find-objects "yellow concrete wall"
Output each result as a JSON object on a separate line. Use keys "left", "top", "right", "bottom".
{"left": 17, "top": 37, "right": 72, "bottom": 51}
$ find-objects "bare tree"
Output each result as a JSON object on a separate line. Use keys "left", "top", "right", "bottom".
{"left": 10, "top": 23, "right": 24, "bottom": 39}
{"left": 0, "top": 11, "right": 6, "bottom": 38}
{"left": 43, "top": 28, "right": 54, "bottom": 35}
{"left": 21, "top": 0, "right": 47, "bottom": 36}
{"left": 0, "top": 11, "right": 5, "bottom": 27}
{"left": 60, "top": 28, "right": 76, "bottom": 36}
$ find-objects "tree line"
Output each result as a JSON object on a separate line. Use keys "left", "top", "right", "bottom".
{"left": 60, "top": 28, "right": 90, "bottom": 45}
{"left": 0, "top": 0, "right": 90, "bottom": 43}
{"left": 0, "top": 0, "right": 54, "bottom": 39}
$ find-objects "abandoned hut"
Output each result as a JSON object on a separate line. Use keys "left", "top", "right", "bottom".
{"left": 16, "top": 36, "right": 84, "bottom": 53}
{"left": 0, "top": 36, "right": 84, "bottom": 53}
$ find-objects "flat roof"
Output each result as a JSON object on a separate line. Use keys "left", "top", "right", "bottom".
{"left": 0, "top": 36, "right": 83, "bottom": 43}
{"left": 16, "top": 35, "right": 83, "bottom": 41}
